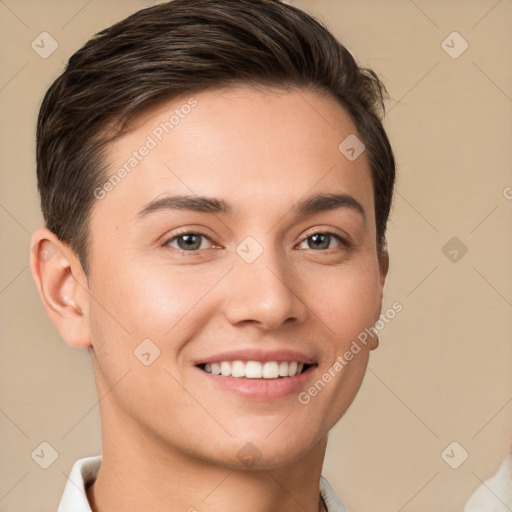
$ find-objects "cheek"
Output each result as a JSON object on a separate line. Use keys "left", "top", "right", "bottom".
{"left": 87, "top": 259, "right": 228, "bottom": 398}
{"left": 92, "top": 256, "right": 217, "bottom": 339}
{"left": 86, "top": 271, "right": 200, "bottom": 426}
{"left": 304, "top": 259, "right": 381, "bottom": 339}
{"left": 129, "top": 265, "right": 227, "bottom": 340}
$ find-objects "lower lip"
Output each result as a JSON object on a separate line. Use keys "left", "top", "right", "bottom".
{"left": 196, "top": 366, "right": 316, "bottom": 401}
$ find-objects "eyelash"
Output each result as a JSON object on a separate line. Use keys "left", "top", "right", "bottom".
{"left": 163, "top": 229, "right": 351, "bottom": 254}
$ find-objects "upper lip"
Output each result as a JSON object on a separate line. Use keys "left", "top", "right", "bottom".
{"left": 194, "top": 348, "right": 316, "bottom": 366}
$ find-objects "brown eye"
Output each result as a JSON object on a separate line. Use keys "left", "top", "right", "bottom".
{"left": 166, "top": 232, "right": 213, "bottom": 252}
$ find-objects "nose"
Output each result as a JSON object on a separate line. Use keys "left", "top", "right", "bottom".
{"left": 222, "top": 242, "right": 308, "bottom": 330}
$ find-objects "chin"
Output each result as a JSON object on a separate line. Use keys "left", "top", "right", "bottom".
{"left": 237, "top": 433, "right": 323, "bottom": 471}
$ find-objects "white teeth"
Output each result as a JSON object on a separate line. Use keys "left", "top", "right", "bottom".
{"left": 231, "top": 360, "right": 245, "bottom": 377}
{"left": 262, "top": 361, "right": 279, "bottom": 379}
{"left": 202, "top": 360, "right": 306, "bottom": 379}
{"left": 288, "top": 361, "right": 298, "bottom": 377}
{"left": 245, "top": 361, "right": 262, "bottom": 378}
{"left": 220, "top": 361, "right": 231, "bottom": 376}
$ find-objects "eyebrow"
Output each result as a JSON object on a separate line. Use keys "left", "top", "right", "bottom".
{"left": 135, "top": 192, "right": 366, "bottom": 223}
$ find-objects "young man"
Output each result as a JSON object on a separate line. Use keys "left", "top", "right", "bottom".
{"left": 30, "top": 1, "right": 396, "bottom": 510}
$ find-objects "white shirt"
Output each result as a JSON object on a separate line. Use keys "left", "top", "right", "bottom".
{"left": 464, "top": 454, "right": 512, "bottom": 512}
{"left": 58, "top": 455, "right": 348, "bottom": 512}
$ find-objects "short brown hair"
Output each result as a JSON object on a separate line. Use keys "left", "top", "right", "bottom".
{"left": 36, "top": 0, "right": 396, "bottom": 275}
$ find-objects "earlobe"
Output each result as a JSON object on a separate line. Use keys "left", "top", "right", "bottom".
{"left": 30, "top": 228, "right": 91, "bottom": 348}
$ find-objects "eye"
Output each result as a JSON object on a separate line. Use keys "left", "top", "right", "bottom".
{"left": 165, "top": 231, "right": 214, "bottom": 252}
{"left": 163, "top": 229, "right": 350, "bottom": 254}
{"left": 297, "top": 231, "right": 349, "bottom": 251}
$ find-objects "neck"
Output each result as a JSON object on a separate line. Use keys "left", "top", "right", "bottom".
{"left": 87, "top": 400, "right": 328, "bottom": 512}
{"left": 88, "top": 440, "right": 328, "bottom": 512}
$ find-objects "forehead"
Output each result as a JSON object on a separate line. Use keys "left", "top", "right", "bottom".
{"left": 91, "top": 86, "right": 374, "bottom": 228}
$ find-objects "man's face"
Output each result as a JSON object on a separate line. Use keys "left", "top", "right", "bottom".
{"left": 85, "top": 86, "right": 387, "bottom": 468}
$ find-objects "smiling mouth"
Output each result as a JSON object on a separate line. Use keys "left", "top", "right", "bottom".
{"left": 197, "top": 360, "right": 314, "bottom": 379}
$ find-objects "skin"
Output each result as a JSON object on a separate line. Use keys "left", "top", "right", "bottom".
{"left": 31, "top": 85, "right": 389, "bottom": 512}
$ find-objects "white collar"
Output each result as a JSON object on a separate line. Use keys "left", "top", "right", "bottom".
{"left": 464, "top": 454, "right": 512, "bottom": 511}
{"left": 58, "top": 455, "right": 347, "bottom": 512}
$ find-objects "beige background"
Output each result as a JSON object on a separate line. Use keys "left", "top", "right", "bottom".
{"left": 1, "top": 0, "right": 511, "bottom": 510}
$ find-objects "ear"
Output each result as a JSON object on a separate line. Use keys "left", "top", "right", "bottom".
{"left": 369, "top": 248, "right": 390, "bottom": 351}
{"left": 30, "top": 228, "right": 92, "bottom": 348}
{"left": 378, "top": 248, "right": 389, "bottom": 287}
